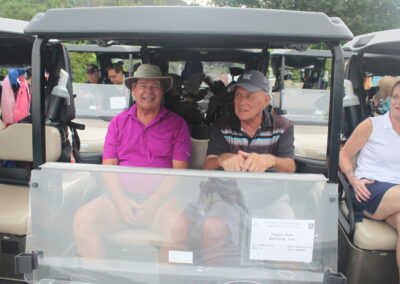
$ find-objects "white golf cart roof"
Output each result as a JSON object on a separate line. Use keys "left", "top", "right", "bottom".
{"left": 343, "top": 28, "right": 400, "bottom": 55}
{"left": 25, "top": 6, "right": 352, "bottom": 46}
{"left": 0, "top": 17, "right": 29, "bottom": 35}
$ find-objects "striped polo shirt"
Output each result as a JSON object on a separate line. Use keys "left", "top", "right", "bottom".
{"left": 207, "top": 111, "right": 294, "bottom": 158}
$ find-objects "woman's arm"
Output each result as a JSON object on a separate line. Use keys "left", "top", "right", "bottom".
{"left": 339, "top": 118, "right": 374, "bottom": 202}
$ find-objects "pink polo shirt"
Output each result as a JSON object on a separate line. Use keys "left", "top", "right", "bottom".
{"left": 103, "top": 105, "right": 192, "bottom": 195}
{"left": 103, "top": 104, "right": 191, "bottom": 167}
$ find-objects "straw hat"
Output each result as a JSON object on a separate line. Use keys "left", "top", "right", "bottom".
{"left": 375, "top": 76, "right": 400, "bottom": 100}
{"left": 124, "top": 64, "right": 172, "bottom": 92}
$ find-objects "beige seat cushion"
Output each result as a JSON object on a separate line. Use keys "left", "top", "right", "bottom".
{"left": 0, "top": 123, "right": 61, "bottom": 162}
{"left": 106, "top": 228, "right": 163, "bottom": 247}
{"left": 272, "top": 91, "right": 281, "bottom": 109}
{"left": 189, "top": 138, "right": 208, "bottom": 170}
{"left": 341, "top": 201, "right": 397, "bottom": 251}
{"left": 73, "top": 119, "right": 109, "bottom": 153}
{"left": 0, "top": 184, "right": 29, "bottom": 235}
{"left": 354, "top": 219, "right": 397, "bottom": 251}
{"left": 293, "top": 124, "right": 327, "bottom": 160}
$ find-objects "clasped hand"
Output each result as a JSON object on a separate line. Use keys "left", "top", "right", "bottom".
{"left": 115, "top": 196, "right": 158, "bottom": 226}
{"left": 217, "top": 150, "right": 276, "bottom": 172}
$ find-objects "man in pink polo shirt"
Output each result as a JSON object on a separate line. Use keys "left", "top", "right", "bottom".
{"left": 74, "top": 64, "right": 192, "bottom": 258}
{"left": 103, "top": 64, "right": 191, "bottom": 169}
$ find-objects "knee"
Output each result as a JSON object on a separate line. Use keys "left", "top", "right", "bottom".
{"left": 391, "top": 213, "right": 400, "bottom": 231}
{"left": 202, "top": 216, "right": 228, "bottom": 240}
{"left": 171, "top": 215, "right": 189, "bottom": 244}
{"left": 73, "top": 204, "right": 99, "bottom": 236}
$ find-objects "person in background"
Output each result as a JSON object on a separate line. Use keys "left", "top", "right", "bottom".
{"left": 106, "top": 63, "right": 125, "bottom": 85}
{"left": 85, "top": 64, "right": 105, "bottom": 84}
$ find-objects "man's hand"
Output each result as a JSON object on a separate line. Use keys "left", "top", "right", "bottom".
{"left": 239, "top": 151, "right": 276, "bottom": 172}
{"left": 217, "top": 153, "right": 246, "bottom": 171}
{"left": 135, "top": 198, "right": 160, "bottom": 226}
{"left": 114, "top": 196, "right": 142, "bottom": 225}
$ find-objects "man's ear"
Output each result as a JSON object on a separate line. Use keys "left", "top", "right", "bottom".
{"left": 265, "top": 93, "right": 271, "bottom": 106}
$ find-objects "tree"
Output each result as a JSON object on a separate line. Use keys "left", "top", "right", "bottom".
{"left": 0, "top": 0, "right": 187, "bottom": 21}
{"left": 0, "top": 0, "right": 187, "bottom": 82}
{"left": 211, "top": 0, "right": 400, "bottom": 36}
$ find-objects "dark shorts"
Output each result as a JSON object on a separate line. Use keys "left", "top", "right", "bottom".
{"left": 353, "top": 181, "right": 398, "bottom": 222}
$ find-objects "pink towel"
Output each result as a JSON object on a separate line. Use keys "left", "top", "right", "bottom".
{"left": 0, "top": 76, "right": 15, "bottom": 125}
{"left": 13, "top": 76, "right": 31, "bottom": 123}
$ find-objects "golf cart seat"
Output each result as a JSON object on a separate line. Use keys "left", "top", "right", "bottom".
{"left": 188, "top": 124, "right": 210, "bottom": 170}
{"left": 292, "top": 124, "right": 327, "bottom": 174}
{"left": 106, "top": 228, "right": 163, "bottom": 247}
{"left": 0, "top": 123, "right": 62, "bottom": 235}
{"left": 293, "top": 124, "right": 327, "bottom": 161}
{"left": 189, "top": 137, "right": 208, "bottom": 170}
{"left": 340, "top": 201, "right": 397, "bottom": 250}
{"left": 73, "top": 119, "right": 108, "bottom": 154}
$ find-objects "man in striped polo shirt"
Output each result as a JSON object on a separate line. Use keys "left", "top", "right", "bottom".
{"left": 204, "top": 70, "right": 295, "bottom": 173}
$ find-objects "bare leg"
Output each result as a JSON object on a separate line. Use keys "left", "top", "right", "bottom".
{"left": 73, "top": 197, "right": 129, "bottom": 258}
{"left": 201, "top": 216, "right": 228, "bottom": 265}
{"left": 170, "top": 213, "right": 190, "bottom": 245}
{"left": 385, "top": 213, "right": 400, "bottom": 281}
{"left": 151, "top": 199, "right": 187, "bottom": 263}
{"left": 151, "top": 198, "right": 186, "bottom": 241}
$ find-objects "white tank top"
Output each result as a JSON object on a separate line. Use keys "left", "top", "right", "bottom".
{"left": 355, "top": 112, "right": 400, "bottom": 184}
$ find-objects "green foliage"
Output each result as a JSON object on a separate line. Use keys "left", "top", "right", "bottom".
{"left": 69, "top": 52, "right": 97, "bottom": 83}
{"left": 212, "top": 0, "right": 400, "bottom": 36}
{"left": 0, "top": 0, "right": 71, "bottom": 20}
{"left": 0, "top": 0, "right": 187, "bottom": 21}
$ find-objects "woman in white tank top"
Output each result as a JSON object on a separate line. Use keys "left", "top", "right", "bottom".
{"left": 340, "top": 80, "right": 400, "bottom": 272}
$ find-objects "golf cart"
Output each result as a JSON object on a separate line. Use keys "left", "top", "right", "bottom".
{"left": 12, "top": 6, "right": 351, "bottom": 283}
{"left": 0, "top": 17, "right": 34, "bottom": 281}
{"left": 269, "top": 49, "right": 355, "bottom": 175}
{"left": 337, "top": 29, "right": 400, "bottom": 284}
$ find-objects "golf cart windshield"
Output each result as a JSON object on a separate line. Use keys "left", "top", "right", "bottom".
{"left": 74, "top": 83, "right": 130, "bottom": 119}
{"left": 281, "top": 88, "right": 329, "bottom": 123}
{"left": 25, "top": 163, "right": 337, "bottom": 284}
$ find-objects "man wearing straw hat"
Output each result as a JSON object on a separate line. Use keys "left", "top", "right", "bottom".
{"left": 102, "top": 64, "right": 191, "bottom": 168}
{"left": 74, "top": 64, "right": 192, "bottom": 258}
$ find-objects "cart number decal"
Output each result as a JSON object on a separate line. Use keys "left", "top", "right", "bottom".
{"left": 249, "top": 218, "right": 315, "bottom": 263}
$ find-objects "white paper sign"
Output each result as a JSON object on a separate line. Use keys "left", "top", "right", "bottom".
{"left": 168, "top": 250, "right": 193, "bottom": 264}
{"left": 110, "top": 96, "right": 127, "bottom": 109}
{"left": 249, "top": 218, "right": 315, "bottom": 263}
